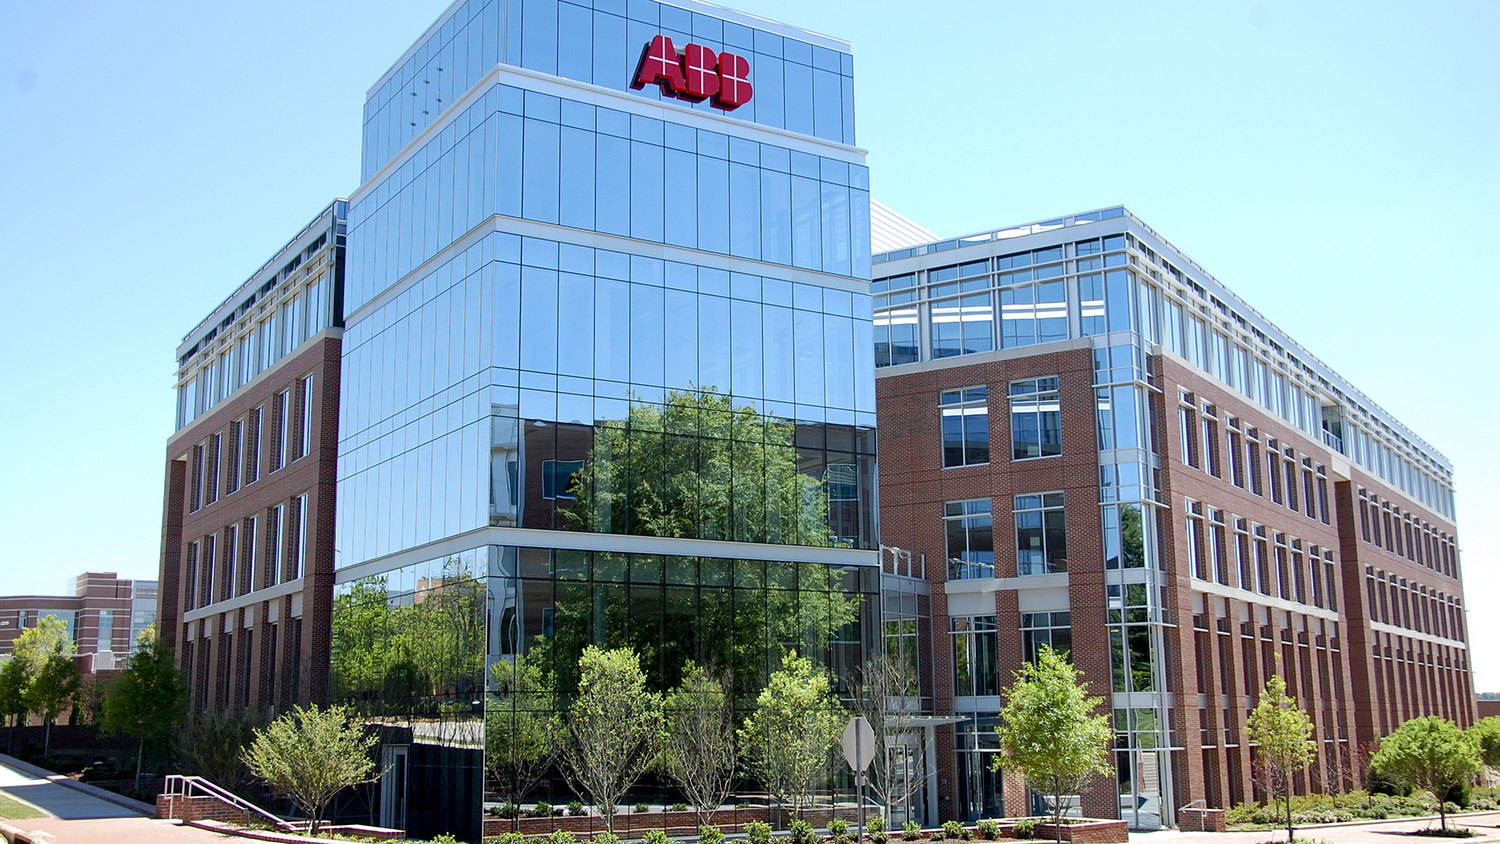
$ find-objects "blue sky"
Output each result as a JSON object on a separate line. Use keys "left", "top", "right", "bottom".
{"left": 1, "top": 1, "right": 1495, "bottom": 686}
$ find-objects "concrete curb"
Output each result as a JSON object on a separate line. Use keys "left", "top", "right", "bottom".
{"left": 1235, "top": 808, "right": 1500, "bottom": 832}
{"left": 0, "top": 753, "right": 154, "bottom": 816}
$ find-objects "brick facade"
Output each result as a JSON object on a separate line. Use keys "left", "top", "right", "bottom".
{"left": 160, "top": 333, "right": 341, "bottom": 714}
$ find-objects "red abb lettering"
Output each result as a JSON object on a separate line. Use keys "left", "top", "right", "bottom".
{"left": 715, "top": 51, "right": 752, "bottom": 109}
{"left": 633, "top": 35, "right": 686, "bottom": 93}
{"left": 682, "top": 44, "right": 720, "bottom": 101}
{"left": 632, "top": 36, "right": 753, "bottom": 111}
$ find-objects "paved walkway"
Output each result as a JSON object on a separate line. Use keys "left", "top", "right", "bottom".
{"left": 0, "top": 758, "right": 139, "bottom": 820}
{"left": 1, "top": 816, "right": 248, "bottom": 843}
{"left": 1130, "top": 810, "right": 1500, "bottom": 844}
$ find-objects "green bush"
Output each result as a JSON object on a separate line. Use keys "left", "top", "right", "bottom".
{"left": 869, "top": 816, "right": 889, "bottom": 844}
{"left": 431, "top": 835, "right": 460, "bottom": 844}
{"left": 643, "top": 830, "right": 672, "bottom": 844}
{"left": 635, "top": 804, "right": 651, "bottom": 814}
{"left": 699, "top": 825, "right": 725, "bottom": 844}
{"left": 975, "top": 820, "right": 1000, "bottom": 841}
{"left": 548, "top": 831, "right": 577, "bottom": 844}
{"left": 829, "top": 818, "right": 849, "bottom": 837}
{"left": 943, "top": 821, "right": 969, "bottom": 841}
{"left": 745, "top": 821, "right": 773, "bottom": 844}
{"left": 530, "top": 802, "right": 554, "bottom": 819}
{"left": 1012, "top": 819, "right": 1040, "bottom": 840}
{"left": 489, "top": 833, "right": 525, "bottom": 844}
{"left": 790, "top": 820, "right": 817, "bottom": 844}
{"left": 593, "top": 835, "right": 620, "bottom": 844}
{"left": 928, "top": 829, "right": 946, "bottom": 842}
{"left": 670, "top": 803, "right": 689, "bottom": 813}
{"left": 901, "top": 821, "right": 922, "bottom": 841}
{"left": 568, "top": 801, "right": 587, "bottom": 816}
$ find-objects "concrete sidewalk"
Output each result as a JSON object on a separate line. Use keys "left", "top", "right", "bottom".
{"left": 1129, "top": 810, "right": 1500, "bottom": 844}
{"left": 0, "top": 756, "right": 142, "bottom": 821}
{"left": 1, "top": 816, "right": 246, "bottom": 843}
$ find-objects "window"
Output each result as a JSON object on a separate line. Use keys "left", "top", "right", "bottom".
{"left": 942, "top": 387, "right": 991, "bottom": 467}
{"left": 1009, "top": 378, "right": 1060, "bottom": 460}
{"left": 951, "top": 616, "right": 999, "bottom": 697}
{"left": 223, "top": 523, "right": 239, "bottom": 600}
{"left": 1199, "top": 405, "right": 1220, "bottom": 478}
{"left": 225, "top": 419, "right": 242, "bottom": 496}
{"left": 945, "top": 499, "right": 994, "bottom": 579}
{"left": 1208, "top": 509, "right": 1229, "bottom": 585}
{"left": 244, "top": 406, "right": 262, "bottom": 486}
{"left": 931, "top": 293, "right": 994, "bottom": 357}
{"left": 1022, "top": 611, "right": 1072, "bottom": 663}
{"left": 1178, "top": 392, "right": 1197, "bottom": 468}
{"left": 1283, "top": 449, "right": 1299, "bottom": 512}
{"left": 268, "top": 504, "right": 284, "bottom": 586}
{"left": 189, "top": 444, "right": 205, "bottom": 512}
{"left": 1186, "top": 501, "right": 1207, "bottom": 579}
{"left": 1246, "top": 431, "right": 1263, "bottom": 496}
{"left": 290, "top": 494, "right": 308, "bottom": 581}
{"left": 542, "top": 459, "right": 585, "bottom": 499}
{"left": 183, "top": 542, "right": 199, "bottom": 611}
{"left": 1000, "top": 282, "right": 1066, "bottom": 348}
{"left": 271, "top": 391, "right": 289, "bottom": 471}
{"left": 1228, "top": 426, "right": 1244, "bottom": 488}
{"left": 244, "top": 515, "right": 258, "bottom": 593}
{"left": 1015, "top": 492, "right": 1067, "bottom": 575}
{"left": 295, "top": 375, "right": 313, "bottom": 461}
{"left": 200, "top": 534, "right": 216, "bottom": 608}
{"left": 206, "top": 433, "right": 221, "bottom": 504}
{"left": 97, "top": 609, "right": 114, "bottom": 651}
{"left": 1266, "top": 443, "right": 1283, "bottom": 505}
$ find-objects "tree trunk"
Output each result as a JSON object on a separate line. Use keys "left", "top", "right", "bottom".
{"left": 1053, "top": 788, "right": 1064, "bottom": 844}
{"left": 135, "top": 738, "right": 145, "bottom": 791}
{"left": 1439, "top": 796, "right": 1446, "bottom": 831}
{"left": 44, "top": 720, "right": 52, "bottom": 759}
{"left": 1285, "top": 789, "right": 1293, "bottom": 844}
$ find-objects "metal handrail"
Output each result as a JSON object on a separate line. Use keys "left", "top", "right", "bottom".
{"left": 161, "top": 774, "right": 298, "bottom": 833}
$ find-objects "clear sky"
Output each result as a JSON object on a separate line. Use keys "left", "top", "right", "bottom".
{"left": 1, "top": 1, "right": 1495, "bottom": 684}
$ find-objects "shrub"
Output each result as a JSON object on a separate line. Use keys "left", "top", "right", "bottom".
{"left": 495, "top": 802, "right": 520, "bottom": 819}
{"left": 1013, "top": 819, "right": 1040, "bottom": 840}
{"left": 432, "top": 835, "right": 460, "bottom": 844}
{"left": 489, "top": 834, "right": 524, "bottom": 844}
{"left": 530, "top": 802, "right": 554, "bottom": 819}
{"left": 737, "top": 803, "right": 752, "bottom": 810}
{"left": 700, "top": 825, "right": 725, "bottom": 844}
{"left": 790, "top": 820, "right": 817, "bottom": 844}
{"left": 594, "top": 835, "right": 621, "bottom": 844}
{"left": 548, "top": 832, "right": 578, "bottom": 844}
{"left": 901, "top": 821, "right": 922, "bottom": 841}
{"left": 942, "top": 821, "right": 969, "bottom": 841}
{"left": 568, "top": 801, "right": 587, "bottom": 817}
{"left": 1408, "top": 829, "right": 1477, "bottom": 839}
{"left": 929, "top": 831, "right": 946, "bottom": 842}
{"left": 636, "top": 803, "right": 651, "bottom": 814}
{"left": 671, "top": 803, "right": 689, "bottom": 813}
{"left": 975, "top": 820, "right": 1000, "bottom": 841}
{"left": 830, "top": 818, "right": 851, "bottom": 843}
{"left": 869, "top": 816, "right": 889, "bottom": 844}
{"left": 745, "top": 821, "right": 773, "bottom": 844}
{"left": 643, "top": 831, "right": 672, "bottom": 844}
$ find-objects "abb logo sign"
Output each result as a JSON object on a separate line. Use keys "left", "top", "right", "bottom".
{"left": 632, "top": 35, "right": 753, "bottom": 110}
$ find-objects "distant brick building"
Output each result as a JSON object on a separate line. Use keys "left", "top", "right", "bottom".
{"left": 158, "top": 200, "right": 346, "bottom": 714}
{"left": 872, "top": 207, "right": 1471, "bottom": 829}
{"left": 0, "top": 572, "right": 158, "bottom": 673}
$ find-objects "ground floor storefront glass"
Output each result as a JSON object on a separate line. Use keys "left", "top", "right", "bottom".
{"left": 330, "top": 544, "right": 877, "bottom": 841}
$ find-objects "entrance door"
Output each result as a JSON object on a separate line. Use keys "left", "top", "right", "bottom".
{"left": 380, "top": 746, "right": 409, "bottom": 830}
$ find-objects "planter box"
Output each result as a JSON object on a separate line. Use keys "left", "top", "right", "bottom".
{"left": 1177, "top": 808, "right": 1227, "bottom": 833}
{"left": 1034, "top": 819, "right": 1128, "bottom": 844}
{"left": 157, "top": 793, "right": 251, "bottom": 824}
{"left": 485, "top": 806, "right": 774, "bottom": 838}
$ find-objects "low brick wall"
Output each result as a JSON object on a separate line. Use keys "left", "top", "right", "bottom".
{"left": 485, "top": 806, "right": 864, "bottom": 838}
{"left": 186, "top": 818, "right": 405, "bottom": 843}
{"left": 1177, "top": 808, "right": 1227, "bottom": 832}
{"left": 157, "top": 793, "right": 251, "bottom": 824}
{"left": 1033, "top": 819, "right": 1129, "bottom": 844}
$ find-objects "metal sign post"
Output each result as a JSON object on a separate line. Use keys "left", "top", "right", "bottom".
{"left": 843, "top": 716, "right": 876, "bottom": 841}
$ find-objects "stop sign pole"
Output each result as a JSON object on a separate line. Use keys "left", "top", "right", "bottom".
{"left": 843, "top": 717, "right": 876, "bottom": 840}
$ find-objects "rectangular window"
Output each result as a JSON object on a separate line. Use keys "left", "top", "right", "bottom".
{"left": 1228, "top": 429, "right": 1244, "bottom": 488}
{"left": 223, "top": 523, "right": 239, "bottom": 601}
{"left": 1186, "top": 501, "right": 1206, "bottom": 579}
{"left": 1008, "top": 378, "right": 1060, "bottom": 460}
{"left": 206, "top": 433, "right": 222, "bottom": 505}
{"left": 1303, "top": 469, "right": 1318, "bottom": 520}
{"left": 1235, "top": 521, "right": 1254, "bottom": 591}
{"left": 290, "top": 494, "right": 308, "bottom": 581}
{"left": 271, "top": 391, "right": 289, "bottom": 471}
{"left": 97, "top": 609, "right": 114, "bottom": 651}
{"left": 1021, "top": 611, "right": 1073, "bottom": 663}
{"left": 1267, "top": 447, "right": 1283, "bottom": 505}
{"left": 189, "top": 444, "right": 205, "bottom": 512}
{"left": 295, "top": 375, "right": 314, "bottom": 461}
{"left": 1200, "top": 413, "right": 1220, "bottom": 478}
{"left": 225, "top": 419, "right": 242, "bottom": 496}
{"left": 183, "top": 541, "right": 199, "bottom": 611}
{"left": 541, "top": 459, "right": 585, "bottom": 499}
{"left": 268, "top": 504, "right": 284, "bottom": 587}
{"left": 1015, "top": 492, "right": 1067, "bottom": 575}
{"left": 1178, "top": 393, "right": 1197, "bottom": 468}
{"left": 1209, "top": 510, "right": 1229, "bottom": 585}
{"left": 941, "top": 386, "right": 991, "bottom": 466}
{"left": 951, "top": 616, "right": 999, "bottom": 696}
{"left": 1317, "top": 474, "right": 1330, "bottom": 525}
{"left": 1247, "top": 434, "right": 1263, "bottom": 496}
{"left": 945, "top": 499, "right": 994, "bottom": 579}
{"left": 244, "top": 406, "right": 262, "bottom": 486}
{"left": 1284, "top": 450, "right": 1299, "bottom": 512}
{"left": 244, "top": 515, "right": 258, "bottom": 593}
{"left": 201, "top": 534, "right": 216, "bottom": 607}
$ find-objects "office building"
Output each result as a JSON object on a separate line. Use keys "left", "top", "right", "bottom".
{"left": 871, "top": 206, "right": 1471, "bottom": 828}
{"left": 0, "top": 572, "right": 157, "bottom": 674}
{"left": 329, "top": 0, "right": 874, "bottom": 838}
{"left": 160, "top": 201, "right": 347, "bottom": 714}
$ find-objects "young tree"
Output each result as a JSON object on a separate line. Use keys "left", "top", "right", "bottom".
{"left": 561, "top": 646, "right": 665, "bottom": 834}
{"left": 739, "top": 651, "right": 847, "bottom": 822}
{"left": 486, "top": 649, "right": 562, "bottom": 826}
{"left": 1246, "top": 675, "right": 1314, "bottom": 844}
{"left": 242, "top": 704, "right": 379, "bottom": 837}
{"left": 14, "top": 616, "right": 80, "bottom": 760}
{"left": 992, "top": 646, "right": 1112, "bottom": 844}
{"left": 1468, "top": 716, "right": 1500, "bottom": 773}
{"left": 663, "top": 662, "right": 737, "bottom": 828}
{"left": 102, "top": 628, "right": 187, "bottom": 789}
{"left": 181, "top": 709, "right": 268, "bottom": 794}
{"left": 850, "top": 653, "right": 924, "bottom": 820}
{"left": 0, "top": 657, "right": 28, "bottom": 755}
{"left": 1372, "top": 716, "right": 1481, "bottom": 831}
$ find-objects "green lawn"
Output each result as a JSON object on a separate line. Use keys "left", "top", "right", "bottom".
{"left": 0, "top": 790, "right": 49, "bottom": 819}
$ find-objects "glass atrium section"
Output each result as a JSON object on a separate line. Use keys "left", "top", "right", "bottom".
{"left": 329, "top": 546, "right": 877, "bottom": 839}
{"left": 360, "top": 0, "right": 857, "bottom": 182}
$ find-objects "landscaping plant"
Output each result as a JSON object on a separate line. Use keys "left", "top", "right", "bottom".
{"left": 1372, "top": 716, "right": 1482, "bottom": 831}
{"left": 1247, "top": 675, "right": 1315, "bottom": 844}
{"left": 240, "top": 703, "right": 378, "bottom": 838}
{"left": 561, "top": 646, "right": 665, "bottom": 835}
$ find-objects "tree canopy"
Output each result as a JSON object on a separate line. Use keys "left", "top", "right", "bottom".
{"left": 13, "top": 616, "right": 79, "bottom": 758}
{"left": 102, "top": 627, "right": 187, "bottom": 788}
{"left": 739, "top": 651, "right": 847, "bottom": 819}
{"left": 993, "top": 645, "right": 1112, "bottom": 843}
{"left": 1468, "top": 716, "right": 1500, "bottom": 769}
{"left": 565, "top": 388, "right": 842, "bottom": 548}
{"left": 1246, "top": 674, "right": 1315, "bottom": 844}
{"left": 242, "top": 704, "right": 379, "bottom": 837}
{"left": 662, "top": 661, "right": 737, "bottom": 828}
{"left": 1372, "top": 716, "right": 1481, "bottom": 830}
{"left": 561, "top": 646, "right": 664, "bottom": 834}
